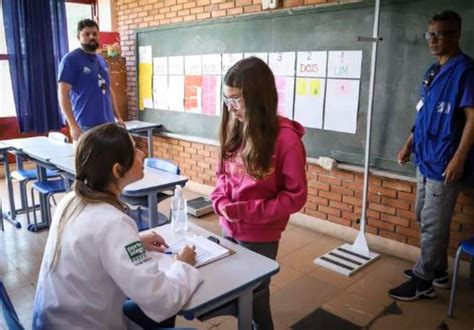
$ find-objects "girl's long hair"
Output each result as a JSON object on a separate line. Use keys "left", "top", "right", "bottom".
{"left": 219, "top": 57, "right": 279, "bottom": 179}
{"left": 50, "top": 123, "right": 135, "bottom": 270}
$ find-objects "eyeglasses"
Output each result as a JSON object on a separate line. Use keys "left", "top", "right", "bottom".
{"left": 223, "top": 95, "right": 242, "bottom": 109}
{"left": 423, "top": 31, "right": 457, "bottom": 41}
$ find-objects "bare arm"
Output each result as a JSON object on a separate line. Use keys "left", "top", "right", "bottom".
{"left": 109, "top": 87, "right": 125, "bottom": 126}
{"left": 58, "top": 82, "right": 81, "bottom": 141}
{"left": 397, "top": 133, "right": 413, "bottom": 165}
{"left": 444, "top": 107, "right": 474, "bottom": 183}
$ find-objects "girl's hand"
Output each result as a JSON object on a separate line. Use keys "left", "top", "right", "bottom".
{"left": 176, "top": 245, "right": 197, "bottom": 266}
{"left": 221, "top": 205, "right": 240, "bottom": 223}
{"left": 139, "top": 231, "right": 169, "bottom": 252}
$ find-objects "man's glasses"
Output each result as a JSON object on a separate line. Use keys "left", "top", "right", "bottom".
{"left": 423, "top": 31, "right": 457, "bottom": 41}
{"left": 223, "top": 96, "right": 241, "bottom": 109}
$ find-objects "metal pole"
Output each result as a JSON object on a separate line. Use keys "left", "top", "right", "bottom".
{"left": 353, "top": 0, "right": 381, "bottom": 256}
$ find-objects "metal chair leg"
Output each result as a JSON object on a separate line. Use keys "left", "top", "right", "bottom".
{"left": 448, "top": 245, "right": 463, "bottom": 318}
{"left": 26, "top": 187, "right": 33, "bottom": 226}
{"left": 30, "top": 188, "right": 38, "bottom": 229}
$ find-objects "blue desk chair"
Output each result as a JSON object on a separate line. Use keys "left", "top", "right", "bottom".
{"left": 448, "top": 237, "right": 474, "bottom": 317}
{"left": 26, "top": 133, "right": 68, "bottom": 230}
{"left": 0, "top": 280, "right": 25, "bottom": 330}
{"left": 122, "top": 158, "right": 180, "bottom": 231}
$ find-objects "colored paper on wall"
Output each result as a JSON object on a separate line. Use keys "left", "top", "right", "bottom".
{"left": 153, "top": 75, "right": 168, "bottom": 110}
{"left": 268, "top": 52, "right": 296, "bottom": 76}
{"left": 327, "top": 50, "right": 362, "bottom": 79}
{"left": 168, "top": 75, "right": 184, "bottom": 111}
{"left": 139, "top": 63, "right": 153, "bottom": 110}
{"left": 184, "top": 75, "right": 202, "bottom": 113}
{"left": 294, "top": 78, "right": 325, "bottom": 129}
{"left": 324, "top": 79, "right": 360, "bottom": 133}
{"left": 296, "top": 51, "right": 327, "bottom": 78}
{"left": 275, "top": 76, "right": 294, "bottom": 119}
{"left": 202, "top": 75, "right": 221, "bottom": 116}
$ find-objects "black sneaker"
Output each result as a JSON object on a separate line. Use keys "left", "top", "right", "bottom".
{"left": 389, "top": 276, "right": 436, "bottom": 301}
{"left": 403, "top": 269, "right": 450, "bottom": 289}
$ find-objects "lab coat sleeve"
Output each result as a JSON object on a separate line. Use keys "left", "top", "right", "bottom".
{"left": 99, "top": 216, "right": 203, "bottom": 323}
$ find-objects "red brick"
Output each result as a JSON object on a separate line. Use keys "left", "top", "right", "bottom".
{"left": 190, "top": 6, "right": 204, "bottom": 13}
{"left": 381, "top": 196, "right": 411, "bottom": 210}
{"left": 379, "top": 229, "right": 406, "bottom": 243}
{"left": 354, "top": 191, "right": 381, "bottom": 203}
{"left": 330, "top": 185, "right": 354, "bottom": 197}
{"left": 318, "top": 205, "right": 341, "bottom": 217}
{"left": 396, "top": 226, "right": 420, "bottom": 239}
{"left": 308, "top": 180, "right": 330, "bottom": 191}
{"left": 342, "top": 211, "right": 359, "bottom": 222}
{"left": 331, "top": 169, "right": 355, "bottom": 181}
{"left": 371, "top": 186, "right": 397, "bottom": 198}
{"left": 211, "top": 9, "right": 226, "bottom": 17}
{"left": 368, "top": 218, "right": 395, "bottom": 232}
{"left": 219, "top": 1, "right": 235, "bottom": 9}
{"left": 329, "top": 200, "right": 353, "bottom": 212}
{"left": 235, "top": 0, "right": 252, "bottom": 5}
{"left": 319, "top": 175, "right": 342, "bottom": 186}
{"left": 306, "top": 209, "right": 327, "bottom": 220}
{"left": 319, "top": 190, "right": 342, "bottom": 202}
{"left": 397, "top": 209, "right": 416, "bottom": 220}
{"left": 407, "top": 237, "right": 420, "bottom": 247}
{"left": 380, "top": 213, "right": 410, "bottom": 227}
{"left": 311, "top": 196, "right": 329, "bottom": 206}
{"left": 382, "top": 179, "right": 413, "bottom": 193}
{"left": 327, "top": 215, "right": 352, "bottom": 227}
{"left": 368, "top": 203, "right": 396, "bottom": 215}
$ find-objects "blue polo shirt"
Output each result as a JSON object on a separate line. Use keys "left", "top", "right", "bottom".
{"left": 413, "top": 53, "right": 474, "bottom": 182}
{"left": 58, "top": 48, "right": 114, "bottom": 129}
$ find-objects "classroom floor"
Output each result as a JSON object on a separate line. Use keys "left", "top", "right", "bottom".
{"left": 1, "top": 179, "right": 474, "bottom": 330}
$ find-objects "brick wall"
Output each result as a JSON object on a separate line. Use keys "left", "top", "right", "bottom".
{"left": 117, "top": 0, "right": 474, "bottom": 255}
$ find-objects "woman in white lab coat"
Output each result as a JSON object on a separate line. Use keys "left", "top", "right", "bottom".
{"left": 33, "top": 123, "right": 202, "bottom": 330}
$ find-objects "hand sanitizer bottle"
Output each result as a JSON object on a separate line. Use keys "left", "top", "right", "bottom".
{"left": 171, "top": 185, "right": 188, "bottom": 233}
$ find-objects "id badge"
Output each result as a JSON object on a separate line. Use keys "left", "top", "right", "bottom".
{"left": 416, "top": 98, "right": 424, "bottom": 112}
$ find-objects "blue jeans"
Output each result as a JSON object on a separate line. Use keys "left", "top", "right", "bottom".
{"left": 122, "top": 299, "right": 176, "bottom": 329}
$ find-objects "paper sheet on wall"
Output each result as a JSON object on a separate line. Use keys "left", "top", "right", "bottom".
{"left": 244, "top": 52, "right": 268, "bottom": 63}
{"left": 185, "top": 55, "right": 202, "bottom": 75}
{"left": 202, "top": 54, "right": 222, "bottom": 75}
{"left": 222, "top": 53, "right": 243, "bottom": 75}
{"left": 327, "top": 50, "right": 362, "bottom": 79}
{"left": 294, "top": 78, "right": 325, "bottom": 129}
{"left": 169, "top": 56, "right": 184, "bottom": 75}
{"left": 153, "top": 75, "right": 168, "bottom": 110}
{"left": 153, "top": 57, "right": 168, "bottom": 75}
{"left": 296, "top": 51, "right": 327, "bottom": 78}
{"left": 275, "top": 76, "right": 294, "bottom": 119}
{"left": 202, "top": 75, "right": 221, "bottom": 116}
{"left": 269, "top": 52, "right": 296, "bottom": 77}
{"left": 138, "top": 46, "right": 152, "bottom": 64}
{"left": 139, "top": 63, "right": 153, "bottom": 110}
{"left": 323, "top": 79, "right": 360, "bottom": 133}
{"left": 168, "top": 75, "right": 184, "bottom": 111}
{"left": 184, "top": 75, "right": 202, "bottom": 113}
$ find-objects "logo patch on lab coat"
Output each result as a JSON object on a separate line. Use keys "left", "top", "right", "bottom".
{"left": 125, "top": 241, "right": 150, "bottom": 265}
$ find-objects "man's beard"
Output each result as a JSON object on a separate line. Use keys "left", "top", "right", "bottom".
{"left": 82, "top": 40, "right": 99, "bottom": 52}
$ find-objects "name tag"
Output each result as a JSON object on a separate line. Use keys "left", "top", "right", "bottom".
{"left": 416, "top": 99, "right": 424, "bottom": 112}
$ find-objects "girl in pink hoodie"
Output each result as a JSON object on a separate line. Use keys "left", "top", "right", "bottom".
{"left": 210, "top": 57, "right": 308, "bottom": 330}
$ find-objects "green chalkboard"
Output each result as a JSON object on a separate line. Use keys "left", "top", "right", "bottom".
{"left": 135, "top": 0, "right": 474, "bottom": 175}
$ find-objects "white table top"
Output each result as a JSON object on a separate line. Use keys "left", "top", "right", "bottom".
{"left": 1, "top": 136, "right": 50, "bottom": 150}
{"left": 49, "top": 156, "right": 75, "bottom": 175}
{"left": 123, "top": 166, "right": 188, "bottom": 195}
{"left": 21, "top": 141, "right": 75, "bottom": 163}
{"left": 152, "top": 223, "right": 279, "bottom": 318}
{"left": 125, "top": 120, "right": 162, "bottom": 132}
{"left": 0, "top": 141, "right": 9, "bottom": 152}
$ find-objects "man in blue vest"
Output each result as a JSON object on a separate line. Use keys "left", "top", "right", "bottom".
{"left": 58, "top": 19, "right": 124, "bottom": 141}
{"left": 389, "top": 10, "right": 474, "bottom": 301}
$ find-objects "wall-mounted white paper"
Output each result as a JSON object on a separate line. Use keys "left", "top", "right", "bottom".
{"left": 168, "top": 56, "right": 184, "bottom": 75}
{"left": 139, "top": 46, "right": 152, "bottom": 64}
{"left": 244, "top": 52, "right": 268, "bottom": 63}
{"left": 168, "top": 75, "right": 184, "bottom": 111}
{"left": 202, "top": 54, "right": 222, "bottom": 75}
{"left": 324, "top": 79, "right": 360, "bottom": 133}
{"left": 294, "top": 78, "right": 325, "bottom": 129}
{"left": 153, "top": 75, "right": 168, "bottom": 110}
{"left": 275, "top": 76, "right": 294, "bottom": 119}
{"left": 296, "top": 51, "right": 327, "bottom": 78}
{"left": 268, "top": 52, "right": 296, "bottom": 76}
{"left": 222, "top": 53, "right": 243, "bottom": 75}
{"left": 185, "top": 55, "right": 202, "bottom": 75}
{"left": 327, "top": 50, "right": 362, "bottom": 79}
{"left": 153, "top": 57, "right": 168, "bottom": 75}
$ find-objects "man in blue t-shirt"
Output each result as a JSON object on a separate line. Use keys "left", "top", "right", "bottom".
{"left": 389, "top": 11, "right": 474, "bottom": 301}
{"left": 58, "top": 19, "right": 124, "bottom": 141}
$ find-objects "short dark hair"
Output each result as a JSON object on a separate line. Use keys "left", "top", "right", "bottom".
{"left": 431, "top": 10, "right": 462, "bottom": 31}
{"left": 77, "top": 19, "right": 99, "bottom": 35}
